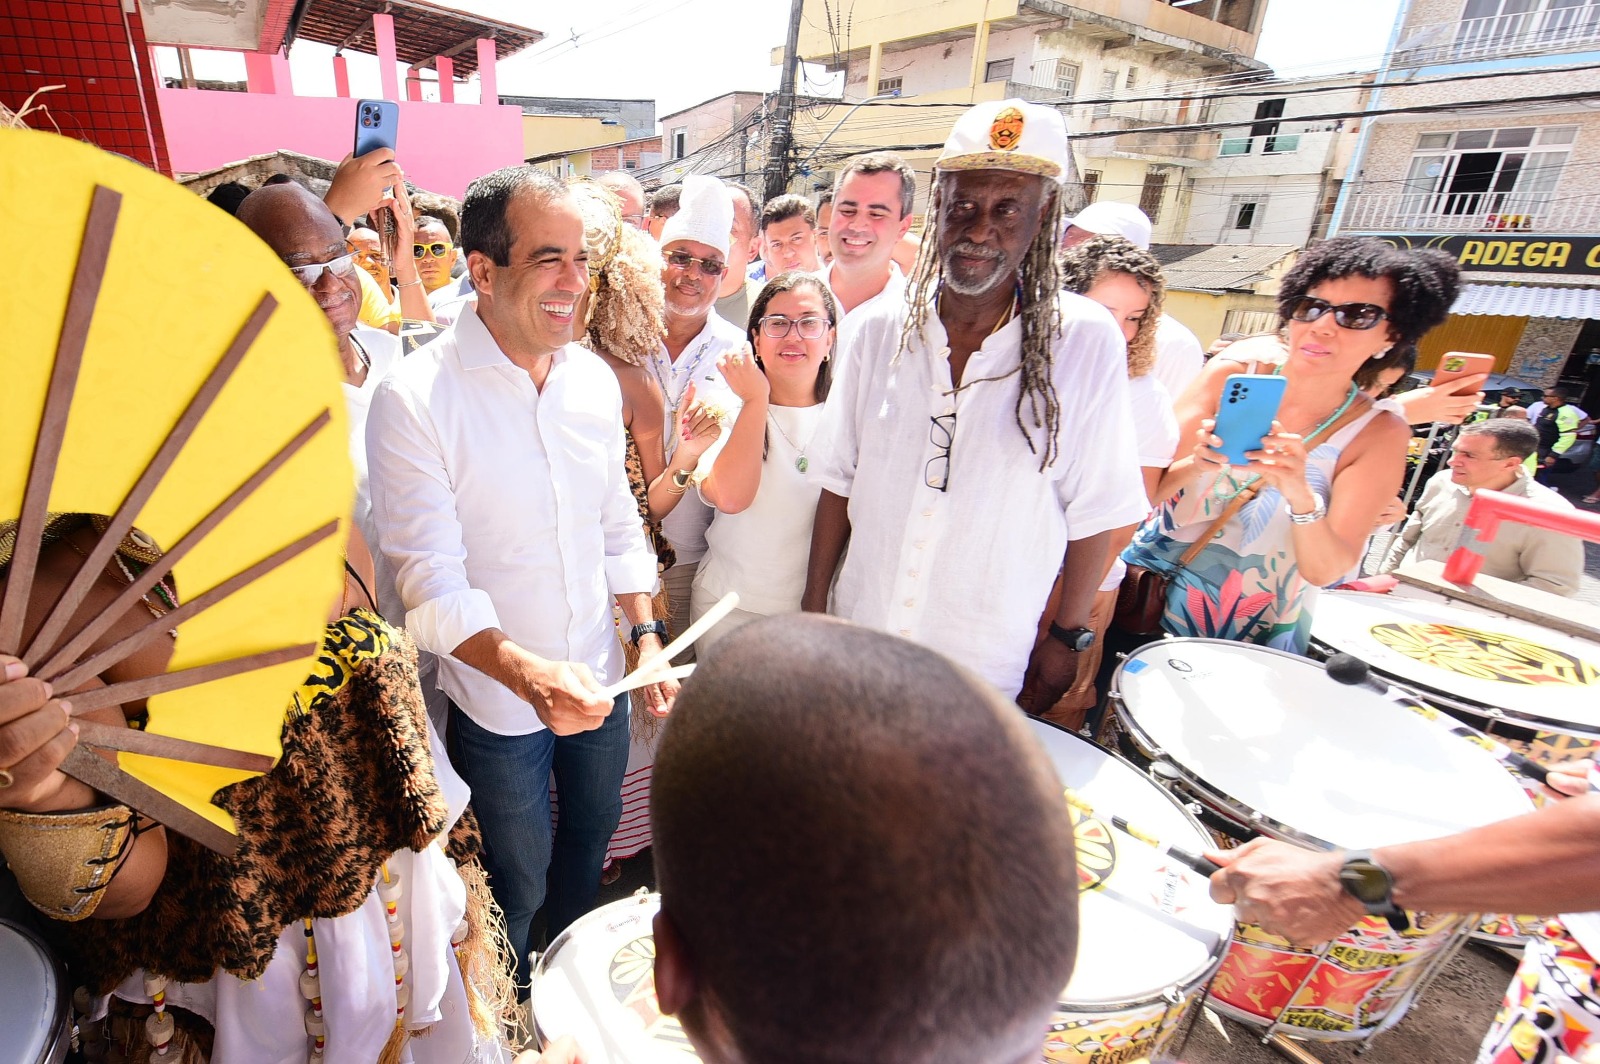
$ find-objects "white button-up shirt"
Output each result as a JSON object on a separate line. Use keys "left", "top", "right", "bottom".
{"left": 811, "top": 291, "right": 1148, "bottom": 697}
{"left": 648, "top": 311, "right": 745, "bottom": 566}
{"left": 365, "top": 306, "right": 658, "bottom": 735}
{"left": 824, "top": 261, "right": 907, "bottom": 369}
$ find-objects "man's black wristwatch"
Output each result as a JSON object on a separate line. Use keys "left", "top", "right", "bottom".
{"left": 1338, "top": 850, "right": 1410, "bottom": 932}
{"left": 629, "top": 621, "right": 669, "bottom": 647}
{"left": 1047, "top": 623, "right": 1096, "bottom": 652}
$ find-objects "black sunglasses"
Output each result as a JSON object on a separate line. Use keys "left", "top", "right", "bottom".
{"left": 1288, "top": 295, "right": 1389, "bottom": 331}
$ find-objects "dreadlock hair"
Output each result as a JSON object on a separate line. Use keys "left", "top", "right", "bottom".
{"left": 747, "top": 271, "right": 838, "bottom": 460}
{"left": 1058, "top": 235, "right": 1165, "bottom": 379}
{"left": 898, "top": 173, "right": 1067, "bottom": 471}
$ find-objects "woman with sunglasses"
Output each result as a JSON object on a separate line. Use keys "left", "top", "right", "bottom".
{"left": 687, "top": 273, "right": 839, "bottom": 649}
{"left": 1121, "top": 237, "right": 1460, "bottom": 651}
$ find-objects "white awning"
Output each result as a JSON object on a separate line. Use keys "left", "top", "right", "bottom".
{"left": 1451, "top": 283, "right": 1600, "bottom": 319}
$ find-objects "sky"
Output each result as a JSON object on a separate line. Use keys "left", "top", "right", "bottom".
{"left": 166, "top": 0, "right": 1407, "bottom": 120}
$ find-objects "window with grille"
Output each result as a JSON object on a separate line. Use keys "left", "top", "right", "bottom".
{"left": 1139, "top": 171, "right": 1169, "bottom": 224}
{"left": 876, "top": 76, "right": 903, "bottom": 96}
{"left": 1055, "top": 61, "right": 1080, "bottom": 95}
{"left": 1400, "top": 125, "right": 1576, "bottom": 226}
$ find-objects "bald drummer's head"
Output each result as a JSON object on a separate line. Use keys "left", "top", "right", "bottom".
{"left": 651, "top": 616, "right": 1079, "bottom": 1064}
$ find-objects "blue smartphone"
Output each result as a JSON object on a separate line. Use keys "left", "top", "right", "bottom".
{"left": 354, "top": 99, "right": 399, "bottom": 158}
{"left": 1212, "top": 373, "right": 1288, "bottom": 465}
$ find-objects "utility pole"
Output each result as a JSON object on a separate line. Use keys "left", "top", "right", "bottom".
{"left": 765, "top": 0, "right": 806, "bottom": 201}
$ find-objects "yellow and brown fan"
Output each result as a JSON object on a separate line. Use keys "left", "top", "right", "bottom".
{"left": 1, "top": 128, "right": 352, "bottom": 855}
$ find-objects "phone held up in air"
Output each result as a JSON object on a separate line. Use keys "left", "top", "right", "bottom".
{"left": 354, "top": 99, "right": 399, "bottom": 158}
{"left": 1212, "top": 373, "right": 1289, "bottom": 466}
{"left": 1430, "top": 351, "right": 1494, "bottom": 390}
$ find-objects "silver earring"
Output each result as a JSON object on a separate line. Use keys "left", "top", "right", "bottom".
{"left": 1370, "top": 345, "right": 1392, "bottom": 361}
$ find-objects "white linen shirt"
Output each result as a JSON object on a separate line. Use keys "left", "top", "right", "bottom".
{"left": 824, "top": 261, "right": 907, "bottom": 370}
{"left": 364, "top": 306, "right": 658, "bottom": 735}
{"left": 810, "top": 291, "right": 1149, "bottom": 697}
{"left": 648, "top": 311, "right": 746, "bottom": 565}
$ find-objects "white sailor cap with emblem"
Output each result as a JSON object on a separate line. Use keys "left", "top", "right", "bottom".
{"left": 934, "top": 98, "right": 1068, "bottom": 182}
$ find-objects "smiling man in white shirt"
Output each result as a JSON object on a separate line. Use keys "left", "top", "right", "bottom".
{"left": 823, "top": 152, "right": 915, "bottom": 363}
{"left": 365, "top": 166, "right": 672, "bottom": 995}
{"left": 805, "top": 100, "right": 1148, "bottom": 710}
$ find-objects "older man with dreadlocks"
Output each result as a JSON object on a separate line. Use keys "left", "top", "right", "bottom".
{"left": 803, "top": 99, "right": 1149, "bottom": 709}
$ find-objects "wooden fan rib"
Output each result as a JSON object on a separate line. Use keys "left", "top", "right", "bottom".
{"left": 75, "top": 719, "right": 276, "bottom": 773}
{"left": 46, "top": 519, "right": 339, "bottom": 692}
{"left": 31, "top": 409, "right": 333, "bottom": 677}
{"left": 59, "top": 746, "right": 239, "bottom": 856}
{"left": 0, "top": 186, "right": 122, "bottom": 655}
{"left": 65, "top": 642, "right": 318, "bottom": 716}
{"left": 22, "top": 295, "right": 280, "bottom": 666}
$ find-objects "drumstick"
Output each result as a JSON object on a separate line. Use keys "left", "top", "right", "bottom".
{"left": 1323, "top": 654, "right": 1551, "bottom": 785}
{"left": 1063, "top": 791, "right": 1221, "bottom": 878}
{"left": 595, "top": 592, "right": 739, "bottom": 701}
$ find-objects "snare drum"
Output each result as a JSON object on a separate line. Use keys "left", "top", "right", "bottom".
{"left": 1311, "top": 591, "right": 1600, "bottom": 754}
{"left": 0, "top": 919, "right": 70, "bottom": 1064}
{"left": 1029, "top": 718, "right": 1234, "bottom": 1063}
{"left": 532, "top": 892, "right": 697, "bottom": 1064}
{"left": 1110, "top": 639, "right": 1535, "bottom": 1043}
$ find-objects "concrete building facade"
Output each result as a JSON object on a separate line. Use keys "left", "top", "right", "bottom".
{"left": 1176, "top": 73, "right": 1370, "bottom": 247}
{"left": 1333, "top": 0, "right": 1600, "bottom": 407}
{"left": 792, "top": 0, "right": 1270, "bottom": 235}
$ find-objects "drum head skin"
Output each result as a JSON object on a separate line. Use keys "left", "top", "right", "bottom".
{"left": 1315, "top": 592, "right": 1600, "bottom": 735}
{"left": 1115, "top": 640, "right": 1533, "bottom": 850}
{"left": 532, "top": 894, "right": 699, "bottom": 1064}
{"left": 0, "top": 920, "right": 64, "bottom": 1064}
{"left": 1027, "top": 720, "right": 1234, "bottom": 1006}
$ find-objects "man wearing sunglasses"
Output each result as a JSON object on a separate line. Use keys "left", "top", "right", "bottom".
{"left": 652, "top": 175, "right": 748, "bottom": 656}
{"left": 806, "top": 100, "right": 1148, "bottom": 713}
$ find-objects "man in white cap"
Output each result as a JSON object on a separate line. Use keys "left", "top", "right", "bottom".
{"left": 805, "top": 99, "right": 1148, "bottom": 709}
{"left": 652, "top": 174, "right": 747, "bottom": 651}
{"left": 1062, "top": 201, "right": 1204, "bottom": 402}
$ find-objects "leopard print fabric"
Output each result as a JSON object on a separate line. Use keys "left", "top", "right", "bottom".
{"left": 626, "top": 430, "right": 675, "bottom": 574}
{"left": 67, "top": 609, "right": 452, "bottom": 990}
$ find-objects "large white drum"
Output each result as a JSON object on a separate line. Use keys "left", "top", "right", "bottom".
{"left": 1030, "top": 718, "right": 1234, "bottom": 1063}
{"left": 531, "top": 892, "right": 696, "bottom": 1064}
{"left": 0, "top": 919, "right": 69, "bottom": 1064}
{"left": 1110, "top": 639, "right": 1535, "bottom": 1043}
{"left": 1312, "top": 591, "right": 1600, "bottom": 741}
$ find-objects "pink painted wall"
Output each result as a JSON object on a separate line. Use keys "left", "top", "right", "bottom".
{"left": 155, "top": 89, "right": 524, "bottom": 199}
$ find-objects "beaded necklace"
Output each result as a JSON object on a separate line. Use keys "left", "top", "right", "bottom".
{"left": 300, "top": 861, "right": 409, "bottom": 1062}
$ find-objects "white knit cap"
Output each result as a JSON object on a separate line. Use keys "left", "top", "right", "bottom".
{"left": 1066, "top": 202, "right": 1153, "bottom": 249}
{"left": 658, "top": 174, "right": 732, "bottom": 259}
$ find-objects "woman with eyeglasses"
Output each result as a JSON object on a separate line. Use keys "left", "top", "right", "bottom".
{"left": 687, "top": 273, "right": 839, "bottom": 649}
{"left": 1120, "top": 237, "right": 1460, "bottom": 651}
{"left": 1033, "top": 236, "right": 1178, "bottom": 729}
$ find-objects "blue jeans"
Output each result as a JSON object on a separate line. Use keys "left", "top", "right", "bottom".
{"left": 448, "top": 695, "right": 630, "bottom": 993}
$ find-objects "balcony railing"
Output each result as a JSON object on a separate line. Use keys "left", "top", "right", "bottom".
{"left": 1400, "top": 8, "right": 1600, "bottom": 64}
{"left": 1341, "top": 190, "right": 1600, "bottom": 234}
{"left": 1220, "top": 133, "right": 1301, "bottom": 156}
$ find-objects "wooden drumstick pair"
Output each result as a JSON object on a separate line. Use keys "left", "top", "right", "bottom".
{"left": 594, "top": 592, "right": 740, "bottom": 701}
